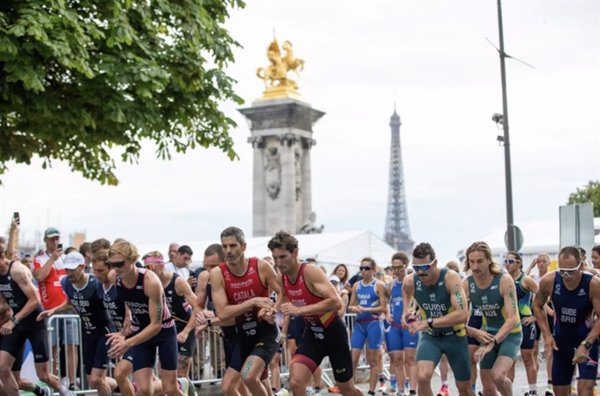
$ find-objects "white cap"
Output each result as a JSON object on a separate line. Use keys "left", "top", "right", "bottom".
{"left": 63, "top": 252, "right": 85, "bottom": 270}
{"left": 328, "top": 274, "right": 341, "bottom": 284}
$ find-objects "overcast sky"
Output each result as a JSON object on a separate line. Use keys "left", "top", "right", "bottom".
{"left": 0, "top": 0, "right": 598, "bottom": 262}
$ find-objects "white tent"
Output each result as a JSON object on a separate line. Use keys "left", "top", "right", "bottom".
{"left": 138, "top": 230, "right": 397, "bottom": 273}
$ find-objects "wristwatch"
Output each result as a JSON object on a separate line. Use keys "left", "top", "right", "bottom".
{"left": 11, "top": 317, "right": 19, "bottom": 326}
{"left": 581, "top": 340, "right": 592, "bottom": 350}
{"left": 207, "top": 319, "right": 212, "bottom": 327}
{"left": 427, "top": 317, "right": 434, "bottom": 329}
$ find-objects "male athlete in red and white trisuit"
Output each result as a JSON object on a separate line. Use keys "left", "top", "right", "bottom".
{"left": 268, "top": 230, "right": 363, "bottom": 396}
{"left": 210, "top": 227, "right": 281, "bottom": 396}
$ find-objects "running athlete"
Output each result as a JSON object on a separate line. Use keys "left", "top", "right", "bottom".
{"left": 462, "top": 264, "right": 484, "bottom": 396}
{"left": 0, "top": 242, "right": 70, "bottom": 396}
{"left": 210, "top": 226, "right": 281, "bottom": 396}
{"left": 533, "top": 246, "right": 600, "bottom": 396}
{"left": 145, "top": 252, "right": 197, "bottom": 381}
{"left": 268, "top": 231, "right": 362, "bottom": 396}
{"left": 386, "top": 251, "right": 418, "bottom": 396}
{"left": 463, "top": 242, "right": 522, "bottom": 396}
{"left": 348, "top": 257, "right": 387, "bottom": 396}
{"left": 38, "top": 251, "right": 117, "bottom": 396}
{"left": 402, "top": 242, "right": 473, "bottom": 396}
{"left": 504, "top": 251, "right": 539, "bottom": 395}
{"left": 106, "top": 240, "right": 183, "bottom": 396}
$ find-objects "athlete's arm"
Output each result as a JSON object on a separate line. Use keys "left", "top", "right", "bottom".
{"left": 175, "top": 275, "right": 198, "bottom": 338}
{"left": 11, "top": 262, "right": 42, "bottom": 322}
{"left": 532, "top": 272, "right": 555, "bottom": 342}
{"left": 401, "top": 274, "right": 415, "bottom": 325}
{"left": 0, "top": 295, "right": 13, "bottom": 327}
{"left": 429, "top": 270, "right": 468, "bottom": 328}
{"left": 492, "top": 273, "right": 521, "bottom": 343}
{"left": 584, "top": 276, "right": 600, "bottom": 343}
{"left": 347, "top": 282, "right": 360, "bottom": 313}
{"left": 211, "top": 266, "right": 273, "bottom": 322}
{"left": 281, "top": 264, "right": 342, "bottom": 317}
{"left": 196, "top": 271, "right": 210, "bottom": 309}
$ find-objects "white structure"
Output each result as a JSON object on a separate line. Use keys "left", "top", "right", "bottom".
{"left": 239, "top": 97, "right": 325, "bottom": 237}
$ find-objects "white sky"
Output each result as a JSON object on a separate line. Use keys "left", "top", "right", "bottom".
{"left": 1, "top": 0, "right": 598, "bottom": 262}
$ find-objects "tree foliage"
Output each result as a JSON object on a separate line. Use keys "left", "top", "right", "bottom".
{"left": 0, "top": 0, "right": 245, "bottom": 185}
{"left": 567, "top": 180, "right": 600, "bottom": 217}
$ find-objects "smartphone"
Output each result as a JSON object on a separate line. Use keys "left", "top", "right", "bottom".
{"left": 12, "top": 212, "right": 20, "bottom": 225}
{"left": 57, "top": 243, "right": 63, "bottom": 250}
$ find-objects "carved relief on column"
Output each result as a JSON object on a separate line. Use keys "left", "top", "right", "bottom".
{"left": 294, "top": 147, "right": 302, "bottom": 201}
{"left": 264, "top": 145, "right": 281, "bottom": 200}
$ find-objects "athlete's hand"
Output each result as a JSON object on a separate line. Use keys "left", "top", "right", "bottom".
{"left": 472, "top": 329, "right": 494, "bottom": 345}
{"left": 572, "top": 344, "right": 590, "bottom": 365}
{"left": 36, "top": 309, "right": 55, "bottom": 321}
{"left": 195, "top": 324, "right": 208, "bottom": 338}
{"left": 543, "top": 335, "right": 559, "bottom": 360}
{"left": 107, "top": 333, "right": 129, "bottom": 359}
{"left": 385, "top": 313, "right": 393, "bottom": 324}
{"left": 259, "top": 308, "right": 276, "bottom": 325}
{"left": 252, "top": 297, "right": 274, "bottom": 310}
{"left": 196, "top": 310, "right": 215, "bottom": 326}
{"left": 402, "top": 311, "right": 417, "bottom": 328}
{"left": 408, "top": 319, "right": 428, "bottom": 335}
{"left": 521, "top": 316, "right": 536, "bottom": 326}
{"left": 348, "top": 305, "right": 363, "bottom": 314}
{"left": 279, "top": 303, "right": 299, "bottom": 317}
{"left": 474, "top": 342, "right": 494, "bottom": 362}
{"left": 177, "top": 330, "right": 190, "bottom": 344}
{"left": 0, "top": 321, "right": 14, "bottom": 335}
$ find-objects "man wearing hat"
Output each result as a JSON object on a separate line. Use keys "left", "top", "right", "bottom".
{"left": 38, "top": 252, "right": 116, "bottom": 396}
{"left": 33, "top": 227, "right": 80, "bottom": 390}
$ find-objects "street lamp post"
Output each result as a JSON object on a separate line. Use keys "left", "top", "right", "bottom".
{"left": 495, "top": 0, "right": 516, "bottom": 251}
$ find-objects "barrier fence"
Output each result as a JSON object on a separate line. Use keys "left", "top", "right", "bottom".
{"left": 43, "top": 313, "right": 384, "bottom": 394}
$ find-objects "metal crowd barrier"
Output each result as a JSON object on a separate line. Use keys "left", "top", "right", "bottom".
{"left": 45, "top": 313, "right": 387, "bottom": 393}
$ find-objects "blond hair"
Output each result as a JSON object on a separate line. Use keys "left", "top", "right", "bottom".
{"left": 108, "top": 240, "right": 139, "bottom": 263}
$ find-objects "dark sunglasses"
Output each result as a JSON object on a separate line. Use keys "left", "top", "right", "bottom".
{"left": 503, "top": 259, "right": 517, "bottom": 265}
{"left": 106, "top": 260, "right": 126, "bottom": 268}
{"left": 359, "top": 266, "right": 373, "bottom": 271}
{"left": 413, "top": 264, "right": 432, "bottom": 272}
{"left": 392, "top": 265, "right": 405, "bottom": 270}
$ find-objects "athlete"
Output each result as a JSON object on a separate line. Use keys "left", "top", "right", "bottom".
{"left": 504, "top": 251, "right": 539, "bottom": 395}
{"left": 106, "top": 240, "right": 183, "bottom": 396}
{"left": 402, "top": 242, "right": 473, "bottom": 396}
{"left": 210, "top": 226, "right": 281, "bottom": 396}
{"left": 463, "top": 242, "right": 522, "bottom": 396}
{"left": 0, "top": 241, "right": 70, "bottom": 396}
{"left": 145, "top": 251, "right": 197, "bottom": 381}
{"left": 533, "top": 246, "right": 600, "bottom": 396}
{"left": 38, "top": 251, "right": 117, "bottom": 396}
{"left": 268, "top": 230, "right": 362, "bottom": 396}
{"left": 385, "top": 251, "right": 418, "bottom": 396}
{"left": 348, "top": 257, "right": 387, "bottom": 396}
{"left": 462, "top": 263, "right": 484, "bottom": 396}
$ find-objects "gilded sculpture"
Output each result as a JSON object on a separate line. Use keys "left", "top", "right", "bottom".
{"left": 256, "top": 39, "right": 304, "bottom": 99}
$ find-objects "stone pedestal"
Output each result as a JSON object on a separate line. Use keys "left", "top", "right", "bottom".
{"left": 239, "top": 97, "right": 325, "bottom": 237}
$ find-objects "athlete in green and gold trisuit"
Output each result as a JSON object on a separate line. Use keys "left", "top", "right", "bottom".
{"left": 463, "top": 242, "right": 522, "bottom": 396}
{"left": 402, "top": 243, "right": 474, "bottom": 396}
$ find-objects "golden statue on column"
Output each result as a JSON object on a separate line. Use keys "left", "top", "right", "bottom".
{"left": 256, "top": 39, "right": 304, "bottom": 99}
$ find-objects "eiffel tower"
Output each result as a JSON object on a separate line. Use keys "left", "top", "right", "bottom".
{"left": 384, "top": 106, "right": 414, "bottom": 253}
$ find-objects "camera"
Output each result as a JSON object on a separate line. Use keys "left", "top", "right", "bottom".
{"left": 57, "top": 243, "right": 63, "bottom": 250}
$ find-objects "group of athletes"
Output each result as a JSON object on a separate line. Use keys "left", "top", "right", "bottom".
{"left": 0, "top": 224, "right": 599, "bottom": 396}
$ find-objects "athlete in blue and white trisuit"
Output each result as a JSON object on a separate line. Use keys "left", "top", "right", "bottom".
{"left": 534, "top": 246, "right": 600, "bottom": 396}
{"left": 348, "top": 257, "right": 388, "bottom": 396}
{"left": 39, "top": 252, "right": 117, "bottom": 396}
{"left": 385, "top": 253, "right": 419, "bottom": 396}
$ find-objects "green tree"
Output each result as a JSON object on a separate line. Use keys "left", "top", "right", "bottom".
{"left": 567, "top": 180, "right": 600, "bottom": 217}
{"left": 0, "top": 0, "right": 245, "bottom": 185}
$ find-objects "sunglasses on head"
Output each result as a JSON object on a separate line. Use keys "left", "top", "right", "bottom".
{"left": 359, "top": 266, "right": 373, "bottom": 271}
{"left": 106, "top": 260, "right": 126, "bottom": 268}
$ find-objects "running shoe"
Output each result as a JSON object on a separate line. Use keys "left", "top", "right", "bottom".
{"left": 385, "top": 385, "right": 398, "bottom": 395}
{"left": 276, "top": 389, "right": 290, "bottom": 396}
{"left": 40, "top": 386, "right": 52, "bottom": 396}
{"left": 328, "top": 385, "right": 341, "bottom": 394}
{"left": 437, "top": 384, "right": 450, "bottom": 396}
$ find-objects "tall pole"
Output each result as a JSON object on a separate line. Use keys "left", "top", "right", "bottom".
{"left": 496, "top": 0, "right": 515, "bottom": 251}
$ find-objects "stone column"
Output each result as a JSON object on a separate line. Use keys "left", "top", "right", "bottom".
{"left": 239, "top": 97, "right": 324, "bottom": 237}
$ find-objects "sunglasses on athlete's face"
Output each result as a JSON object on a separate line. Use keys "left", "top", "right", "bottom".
{"left": 360, "top": 266, "right": 373, "bottom": 271}
{"left": 558, "top": 262, "right": 582, "bottom": 276}
{"left": 392, "top": 265, "right": 405, "bottom": 271}
{"left": 413, "top": 259, "right": 436, "bottom": 272}
{"left": 503, "top": 258, "right": 518, "bottom": 266}
{"left": 107, "top": 260, "right": 127, "bottom": 268}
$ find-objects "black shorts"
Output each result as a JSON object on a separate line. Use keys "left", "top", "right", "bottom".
{"left": 520, "top": 321, "right": 536, "bottom": 350}
{"left": 467, "top": 314, "right": 483, "bottom": 346}
{"left": 288, "top": 316, "right": 305, "bottom": 343}
{"left": 130, "top": 326, "right": 178, "bottom": 372}
{"left": 0, "top": 317, "right": 49, "bottom": 363}
{"left": 222, "top": 325, "right": 243, "bottom": 372}
{"left": 238, "top": 322, "right": 279, "bottom": 367}
{"left": 294, "top": 317, "right": 353, "bottom": 383}
{"left": 82, "top": 332, "right": 109, "bottom": 375}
